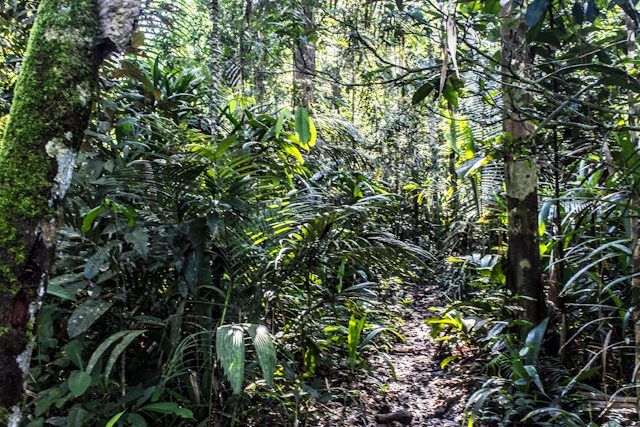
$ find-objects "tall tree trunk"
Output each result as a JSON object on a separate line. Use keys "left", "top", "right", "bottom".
{"left": 500, "top": 0, "right": 544, "bottom": 330}
{"left": 208, "top": 0, "right": 221, "bottom": 138}
{"left": 292, "top": 0, "right": 315, "bottom": 110}
{"left": 0, "top": 0, "right": 140, "bottom": 421}
{"left": 626, "top": 12, "right": 640, "bottom": 412}
{"left": 254, "top": 33, "right": 267, "bottom": 104}
{"left": 448, "top": 106, "right": 459, "bottom": 221}
{"left": 238, "top": 0, "right": 253, "bottom": 92}
{"left": 547, "top": 8, "right": 566, "bottom": 360}
{"left": 205, "top": 2, "right": 223, "bottom": 421}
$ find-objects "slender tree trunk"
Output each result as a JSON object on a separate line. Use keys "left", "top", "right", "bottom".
{"left": 292, "top": 0, "right": 315, "bottom": 110}
{"left": 254, "top": 33, "right": 267, "bottom": 104}
{"left": 238, "top": 0, "right": 253, "bottom": 92}
{"left": 550, "top": 129, "right": 567, "bottom": 358}
{"left": 0, "top": 0, "right": 140, "bottom": 421}
{"left": 632, "top": 173, "right": 640, "bottom": 411}
{"left": 448, "top": 106, "right": 459, "bottom": 221}
{"left": 547, "top": 8, "right": 566, "bottom": 360}
{"left": 208, "top": 0, "right": 221, "bottom": 138}
{"left": 500, "top": 0, "right": 544, "bottom": 330}
{"left": 626, "top": 12, "right": 640, "bottom": 412}
{"left": 205, "top": 2, "right": 222, "bottom": 421}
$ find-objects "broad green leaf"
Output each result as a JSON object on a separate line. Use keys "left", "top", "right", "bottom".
{"left": 464, "top": 387, "right": 502, "bottom": 427}
{"left": 67, "top": 406, "right": 88, "bottom": 426}
{"left": 524, "top": 318, "right": 548, "bottom": 365}
{"left": 151, "top": 57, "right": 160, "bottom": 86}
{"left": 275, "top": 109, "right": 289, "bottom": 137}
{"left": 455, "top": 156, "right": 491, "bottom": 178}
{"left": 308, "top": 116, "right": 317, "bottom": 147}
{"left": 440, "top": 355, "right": 455, "bottom": 369}
{"left": 348, "top": 315, "right": 366, "bottom": 371}
{"left": 284, "top": 144, "right": 304, "bottom": 164}
{"left": 81, "top": 205, "right": 104, "bottom": 233}
{"left": 130, "top": 31, "right": 145, "bottom": 49}
{"left": 34, "top": 388, "right": 63, "bottom": 417}
{"left": 141, "top": 402, "right": 193, "bottom": 418}
{"left": 83, "top": 246, "right": 111, "bottom": 280}
{"left": 86, "top": 330, "right": 132, "bottom": 374}
{"left": 67, "top": 300, "right": 112, "bottom": 338}
{"left": 174, "top": 407, "right": 194, "bottom": 419}
{"left": 294, "top": 107, "right": 311, "bottom": 145}
{"left": 524, "top": 365, "right": 545, "bottom": 394}
{"left": 524, "top": 0, "right": 549, "bottom": 27}
{"left": 216, "top": 325, "right": 245, "bottom": 394}
{"left": 68, "top": 370, "right": 92, "bottom": 397}
{"left": 216, "top": 135, "right": 236, "bottom": 159}
{"left": 412, "top": 81, "right": 436, "bottom": 105}
{"left": 442, "top": 84, "right": 459, "bottom": 109}
{"left": 125, "top": 229, "right": 149, "bottom": 259}
{"left": 120, "top": 60, "right": 151, "bottom": 87}
{"left": 522, "top": 408, "right": 582, "bottom": 423}
{"left": 104, "top": 330, "right": 146, "bottom": 378}
{"left": 248, "top": 325, "right": 277, "bottom": 388}
{"left": 105, "top": 411, "right": 125, "bottom": 427}
{"left": 46, "top": 273, "right": 85, "bottom": 301}
{"left": 126, "top": 413, "right": 147, "bottom": 427}
{"left": 104, "top": 199, "right": 136, "bottom": 227}
{"left": 63, "top": 339, "right": 84, "bottom": 369}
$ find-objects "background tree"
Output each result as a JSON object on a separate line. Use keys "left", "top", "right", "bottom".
{"left": 500, "top": 0, "right": 544, "bottom": 329}
{"left": 292, "top": 0, "right": 315, "bottom": 109}
{"left": 207, "top": 0, "right": 221, "bottom": 137}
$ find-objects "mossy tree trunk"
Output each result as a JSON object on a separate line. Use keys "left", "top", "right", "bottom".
{"left": 0, "top": 0, "right": 141, "bottom": 419}
{"left": 500, "top": 0, "right": 545, "bottom": 331}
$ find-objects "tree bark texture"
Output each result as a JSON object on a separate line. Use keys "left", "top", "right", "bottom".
{"left": 625, "top": 12, "right": 640, "bottom": 410}
{"left": 292, "top": 0, "right": 315, "bottom": 110}
{"left": 0, "top": 0, "right": 140, "bottom": 418}
{"left": 208, "top": 0, "right": 221, "bottom": 137}
{"left": 500, "top": 0, "right": 544, "bottom": 329}
{"left": 505, "top": 158, "right": 544, "bottom": 325}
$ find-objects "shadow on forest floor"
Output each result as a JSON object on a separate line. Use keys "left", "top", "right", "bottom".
{"left": 315, "top": 284, "right": 476, "bottom": 426}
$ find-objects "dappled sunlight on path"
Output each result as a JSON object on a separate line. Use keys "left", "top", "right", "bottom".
{"left": 318, "top": 285, "right": 472, "bottom": 426}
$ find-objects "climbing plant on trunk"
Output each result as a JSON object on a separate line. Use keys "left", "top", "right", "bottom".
{"left": 0, "top": 0, "right": 141, "bottom": 420}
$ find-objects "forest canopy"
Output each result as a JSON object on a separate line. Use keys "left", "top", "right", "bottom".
{"left": 0, "top": 0, "right": 639, "bottom": 425}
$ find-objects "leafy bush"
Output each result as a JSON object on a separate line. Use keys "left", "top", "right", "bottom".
{"left": 24, "top": 55, "right": 427, "bottom": 425}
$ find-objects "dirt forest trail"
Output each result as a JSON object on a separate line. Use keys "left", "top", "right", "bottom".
{"left": 319, "top": 285, "right": 473, "bottom": 426}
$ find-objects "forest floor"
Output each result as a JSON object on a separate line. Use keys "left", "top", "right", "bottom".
{"left": 316, "top": 284, "right": 475, "bottom": 426}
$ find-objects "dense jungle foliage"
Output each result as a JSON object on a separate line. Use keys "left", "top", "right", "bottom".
{"left": 0, "top": 0, "right": 639, "bottom": 426}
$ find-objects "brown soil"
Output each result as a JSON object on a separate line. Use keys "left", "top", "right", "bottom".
{"left": 315, "top": 285, "right": 474, "bottom": 426}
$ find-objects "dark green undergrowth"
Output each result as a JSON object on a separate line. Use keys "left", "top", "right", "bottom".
{"left": 24, "top": 57, "right": 427, "bottom": 426}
